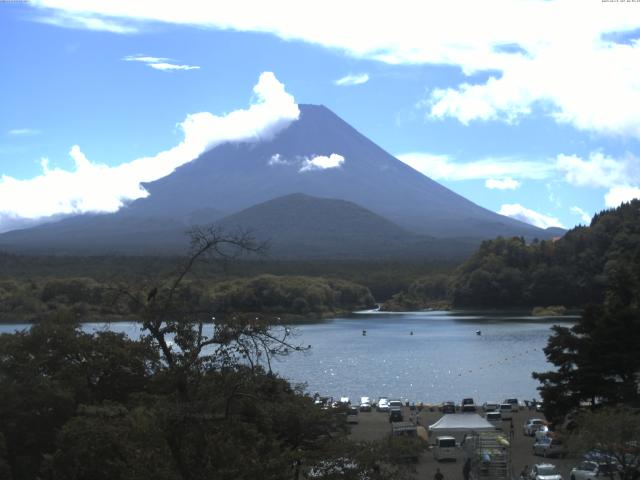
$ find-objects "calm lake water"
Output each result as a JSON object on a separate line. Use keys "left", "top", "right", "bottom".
{"left": 0, "top": 310, "right": 576, "bottom": 404}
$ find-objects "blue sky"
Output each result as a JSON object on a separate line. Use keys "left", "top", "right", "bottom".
{"left": 1, "top": 0, "right": 640, "bottom": 232}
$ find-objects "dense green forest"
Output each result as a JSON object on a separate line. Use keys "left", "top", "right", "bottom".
{"left": 383, "top": 200, "right": 640, "bottom": 310}
{"left": 0, "top": 274, "right": 376, "bottom": 323}
{"left": 449, "top": 200, "right": 640, "bottom": 307}
{"left": 0, "top": 251, "right": 455, "bottom": 308}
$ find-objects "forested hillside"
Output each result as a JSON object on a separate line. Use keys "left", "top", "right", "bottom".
{"left": 449, "top": 200, "right": 640, "bottom": 308}
{"left": 0, "top": 274, "right": 375, "bottom": 323}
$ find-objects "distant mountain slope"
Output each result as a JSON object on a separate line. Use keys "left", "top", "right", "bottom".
{"left": 214, "top": 193, "right": 475, "bottom": 259}
{"left": 125, "top": 104, "right": 550, "bottom": 239}
{"left": 0, "top": 103, "right": 559, "bottom": 256}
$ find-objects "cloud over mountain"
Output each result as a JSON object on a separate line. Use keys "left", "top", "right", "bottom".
{"left": 499, "top": 203, "right": 564, "bottom": 229}
{"left": 0, "top": 72, "right": 299, "bottom": 232}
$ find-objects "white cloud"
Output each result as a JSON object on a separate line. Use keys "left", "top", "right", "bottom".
{"left": 570, "top": 206, "right": 591, "bottom": 225}
{"left": 604, "top": 185, "right": 640, "bottom": 208}
{"left": 37, "top": 11, "right": 138, "bottom": 34}
{"left": 555, "top": 152, "right": 637, "bottom": 188}
{"left": 123, "top": 54, "right": 200, "bottom": 71}
{"left": 334, "top": 73, "right": 369, "bottom": 86}
{"left": 396, "top": 152, "right": 552, "bottom": 181}
{"left": 8, "top": 128, "right": 40, "bottom": 136}
{"left": 299, "top": 153, "right": 345, "bottom": 172}
{"left": 555, "top": 151, "right": 640, "bottom": 208}
{"left": 268, "top": 153, "right": 283, "bottom": 165}
{"left": 33, "top": 0, "right": 640, "bottom": 137}
{"left": 0, "top": 72, "right": 299, "bottom": 232}
{"left": 498, "top": 203, "right": 565, "bottom": 229}
{"left": 485, "top": 177, "right": 520, "bottom": 190}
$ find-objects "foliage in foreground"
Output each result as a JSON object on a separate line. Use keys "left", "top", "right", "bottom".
{"left": 566, "top": 407, "right": 640, "bottom": 480}
{"left": 0, "top": 228, "right": 413, "bottom": 480}
{"left": 532, "top": 255, "right": 640, "bottom": 424}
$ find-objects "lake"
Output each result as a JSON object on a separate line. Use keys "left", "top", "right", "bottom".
{"left": 0, "top": 310, "right": 576, "bottom": 405}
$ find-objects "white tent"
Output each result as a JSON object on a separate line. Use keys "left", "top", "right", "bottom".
{"left": 428, "top": 413, "right": 496, "bottom": 443}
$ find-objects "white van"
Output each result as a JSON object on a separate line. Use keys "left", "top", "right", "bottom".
{"left": 433, "top": 436, "right": 457, "bottom": 461}
{"left": 499, "top": 403, "right": 513, "bottom": 420}
{"left": 504, "top": 398, "right": 519, "bottom": 412}
{"left": 486, "top": 411, "right": 503, "bottom": 429}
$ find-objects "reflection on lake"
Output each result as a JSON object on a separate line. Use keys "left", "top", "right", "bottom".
{"left": 0, "top": 310, "right": 577, "bottom": 404}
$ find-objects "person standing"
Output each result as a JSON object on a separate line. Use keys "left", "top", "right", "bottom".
{"left": 463, "top": 459, "right": 471, "bottom": 480}
{"left": 510, "top": 419, "right": 514, "bottom": 440}
{"left": 434, "top": 468, "right": 444, "bottom": 480}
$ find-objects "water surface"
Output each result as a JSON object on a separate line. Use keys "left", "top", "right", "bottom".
{"left": 0, "top": 310, "right": 576, "bottom": 404}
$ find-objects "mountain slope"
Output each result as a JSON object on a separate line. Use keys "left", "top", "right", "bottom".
{"left": 125, "top": 104, "right": 548, "bottom": 239}
{"left": 0, "top": 104, "right": 557, "bottom": 256}
{"left": 214, "top": 193, "right": 476, "bottom": 259}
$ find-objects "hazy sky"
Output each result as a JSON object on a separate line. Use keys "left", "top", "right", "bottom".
{"left": 2, "top": 0, "right": 640, "bottom": 231}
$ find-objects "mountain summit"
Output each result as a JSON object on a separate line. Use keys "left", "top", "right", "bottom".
{"left": 0, "top": 104, "right": 555, "bottom": 256}
{"left": 125, "top": 104, "right": 542, "bottom": 238}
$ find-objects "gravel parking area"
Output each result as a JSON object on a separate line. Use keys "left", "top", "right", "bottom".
{"left": 349, "top": 407, "right": 577, "bottom": 480}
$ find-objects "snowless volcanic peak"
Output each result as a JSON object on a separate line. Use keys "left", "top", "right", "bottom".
{"left": 126, "top": 104, "right": 544, "bottom": 239}
{"left": 0, "top": 104, "right": 552, "bottom": 255}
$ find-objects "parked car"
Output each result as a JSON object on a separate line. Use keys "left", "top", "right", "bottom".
{"left": 389, "top": 408, "right": 403, "bottom": 422}
{"left": 461, "top": 398, "right": 477, "bottom": 412}
{"left": 528, "top": 463, "right": 563, "bottom": 480}
{"left": 486, "top": 411, "right": 503, "bottom": 429}
{"left": 535, "top": 425, "right": 551, "bottom": 442}
{"left": 523, "top": 418, "right": 546, "bottom": 436}
{"left": 499, "top": 403, "right": 513, "bottom": 420}
{"left": 483, "top": 402, "right": 499, "bottom": 412}
{"left": 570, "top": 461, "right": 619, "bottom": 480}
{"left": 359, "top": 396, "right": 372, "bottom": 412}
{"left": 533, "top": 437, "right": 567, "bottom": 458}
{"left": 346, "top": 406, "right": 359, "bottom": 424}
{"left": 377, "top": 397, "right": 389, "bottom": 412}
{"left": 441, "top": 401, "right": 456, "bottom": 414}
{"left": 433, "top": 436, "right": 457, "bottom": 462}
{"left": 504, "top": 398, "right": 520, "bottom": 412}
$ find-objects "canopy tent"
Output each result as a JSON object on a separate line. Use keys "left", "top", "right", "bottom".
{"left": 428, "top": 413, "right": 496, "bottom": 443}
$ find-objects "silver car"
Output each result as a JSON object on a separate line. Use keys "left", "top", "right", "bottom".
{"left": 376, "top": 397, "right": 389, "bottom": 412}
{"left": 529, "top": 463, "right": 563, "bottom": 480}
{"left": 570, "top": 461, "right": 619, "bottom": 480}
{"left": 523, "top": 418, "right": 546, "bottom": 436}
{"left": 533, "top": 437, "right": 567, "bottom": 458}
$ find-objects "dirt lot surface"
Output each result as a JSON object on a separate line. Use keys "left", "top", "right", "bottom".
{"left": 349, "top": 407, "right": 577, "bottom": 480}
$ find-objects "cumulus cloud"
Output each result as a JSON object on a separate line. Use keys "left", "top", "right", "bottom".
{"left": 32, "top": 0, "right": 640, "bottom": 137}
{"left": 123, "top": 54, "right": 200, "bottom": 71}
{"left": 485, "top": 177, "right": 521, "bottom": 190}
{"left": 8, "top": 128, "right": 40, "bottom": 137}
{"left": 334, "top": 73, "right": 369, "bottom": 86}
{"left": 570, "top": 206, "right": 591, "bottom": 225}
{"left": 555, "top": 152, "right": 636, "bottom": 188}
{"left": 556, "top": 151, "right": 640, "bottom": 209}
{"left": 397, "top": 152, "right": 552, "bottom": 181}
{"left": 499, "top": 203, "right": 565, "bottom": 229}
{"left": 604, "top": 185, "right": 640, "bottom": 208}
{"left": 268, "top": 153, "right": 288, "bottom": 166}
{"left": 0, "top": 72, "right": 299, "bottom": 232}
{"left": 299, "top": 153, "right": 345, "bottom": 172}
